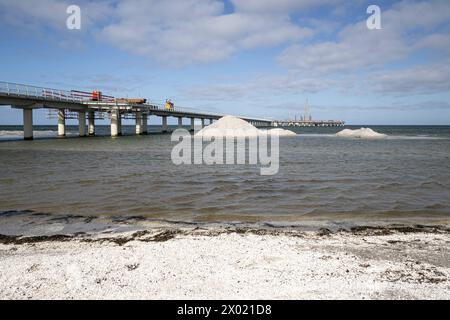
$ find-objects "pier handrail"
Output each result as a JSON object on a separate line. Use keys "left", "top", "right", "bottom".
{"left": 0, "top": 81, "right": 225, "bottom": 117}
{"left": 0, "top": 81, "right": 87, "bottom": 103}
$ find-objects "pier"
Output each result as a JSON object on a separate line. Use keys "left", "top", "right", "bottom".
{"left": 273, "top": 120, "right": 345, "bottom": 127}
{"left": 0, "top": 81, "right": 272, "bottom": 140}
{"left": 273, "top": 99, "right": 344, "bottom": 127}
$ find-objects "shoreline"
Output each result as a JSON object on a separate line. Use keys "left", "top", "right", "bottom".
{"left": 1, "top": 224, "right": 449, "bottom": 300}
{"left": 1, "top": 210, "right": 449, "bottom": 237}
{"left": 1, "top": 223, "right": 449, "bottom": 245}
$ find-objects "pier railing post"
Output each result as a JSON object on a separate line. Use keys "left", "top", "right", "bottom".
{"left": 23, "top": 108, "right": 33, "bottom": 140}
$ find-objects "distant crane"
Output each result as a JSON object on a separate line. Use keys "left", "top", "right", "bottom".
{"left": 303, "top": 99, "right": 311, "bottom": 122}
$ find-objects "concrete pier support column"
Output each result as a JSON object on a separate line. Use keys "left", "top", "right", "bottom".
{"left": 209, "top": 119, "right": 213, "bottom": 125}
{"left": 135, "top": 111, "right": 142, "bottom": 135}
{"left": 111, "top": 109, "right": 120, "bottom": 137}
{"left": 78, "top": 111, "right": 86, "bottom": 137}
{"left": 190, "top": 118, "right": 195, "bottom": 131}
{"left": 162, "top": 116, "right": 168, "bottom": 133}
{"left": 23, "top": 109, "right": 33, "bottom": 140}
{"left": 58, "top": 110, "right": 66, "bottom": 137}
{"left": 178, "top": 117, "right": 183, "bottom": 128}
{"left": 201, "top": 118, "right": 205, "bottom": 128}
{"left": 142, "top": 114, "right": 148, "bottom": 134}
{"left": 88, "top": 111, "right": 95, "bottom": 136}
{"left": 117, "top": 111, "right": 122, "bottom": 135}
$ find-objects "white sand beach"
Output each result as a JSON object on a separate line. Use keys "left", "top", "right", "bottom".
{"left": 1, "top": 226, "right": 449, "bottom": 300}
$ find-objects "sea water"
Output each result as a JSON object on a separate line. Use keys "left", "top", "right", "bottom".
{"left": 0, "top": 125, "right": 449, "bottom": 229}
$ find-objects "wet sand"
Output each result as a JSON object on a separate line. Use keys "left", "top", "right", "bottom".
{"left": 0, "top": 225, "right": 449, "bottom": 300}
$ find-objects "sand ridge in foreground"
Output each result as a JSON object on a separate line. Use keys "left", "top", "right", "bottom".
{"left": 0, "top": 227, "right": 449, "bottom": 300}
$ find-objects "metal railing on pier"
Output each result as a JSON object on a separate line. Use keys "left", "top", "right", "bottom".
{"left": 0, "top": 81, "right": 88, "bottom": 103}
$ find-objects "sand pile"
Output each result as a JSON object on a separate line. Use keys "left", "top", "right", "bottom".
{"left": 264, "top": 128, "right": 298, "bottom": 137}
{"left": 196, "top": 115, "right": 260, "bottom": 138}
{"left": 336, "top": 128, "right": 387, "bottom": 139}
{"left": 195, "top": 116, "right": 296, "bottom": 138}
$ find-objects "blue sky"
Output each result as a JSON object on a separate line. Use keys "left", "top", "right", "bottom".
{"left": 1, "top": 0, "right": 450, "bottom": 125}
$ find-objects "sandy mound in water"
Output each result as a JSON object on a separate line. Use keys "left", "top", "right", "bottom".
{"left": 196, "top": 116, "right": 296, "bottom": 138}
{"left": 336, "top": 128, "right": 387, "bottom": 139}
{"left": 263, "top": 128, "right": 298, "bottom": 137}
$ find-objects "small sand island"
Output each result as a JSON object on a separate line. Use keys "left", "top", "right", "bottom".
{"left": 336, "top": 128, "right": 387, "bottom": 139}
{"left": 195, "top": 115, "right": 297, "bottom": 137}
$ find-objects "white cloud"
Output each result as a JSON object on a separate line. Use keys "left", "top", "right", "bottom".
{"left": 230, "top": 0, "right": 343, "bottom": 14}
{"left": 0, "top": 0, "right": 68, "bottom": 29}
{"left": 369, "top": 60, "right": 450, "bottom": 95}
{"left": 275, "top": 0, "right": 450, "bottom": 96}
{"left": 98, "top": 0, "right": 312, "bottom": 66}
{"left": 0, "top": 0, "right": 315, "bottom": 65}
{"left": 414, "top": 33, "right": 450, "bottom": 54}
{"left": 278, "top": 0, "right": 450, "bottom": 74}
{"left": 181, "top": 73, "right": 345, "bottom": 103}
{"left": 278, "top": 24, "right": 409, "bottom": 74}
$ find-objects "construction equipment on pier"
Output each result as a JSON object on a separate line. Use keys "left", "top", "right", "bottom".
{"left": 115, "top": 98, "right": 147, "bottom": 104}
{"left": 165, "top": 99, "right": 174, "bottom": 111}
{"left": 70, "top": 90, "right": 115, "bottom": 103}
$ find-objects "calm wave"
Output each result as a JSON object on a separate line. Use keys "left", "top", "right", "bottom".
{"left": 0, "top": 125, "right": 449, "bottom": 227}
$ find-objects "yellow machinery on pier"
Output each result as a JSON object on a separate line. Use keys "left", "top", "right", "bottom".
{"left": 165, "top": 99, "right": 174, "bottom": 111}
